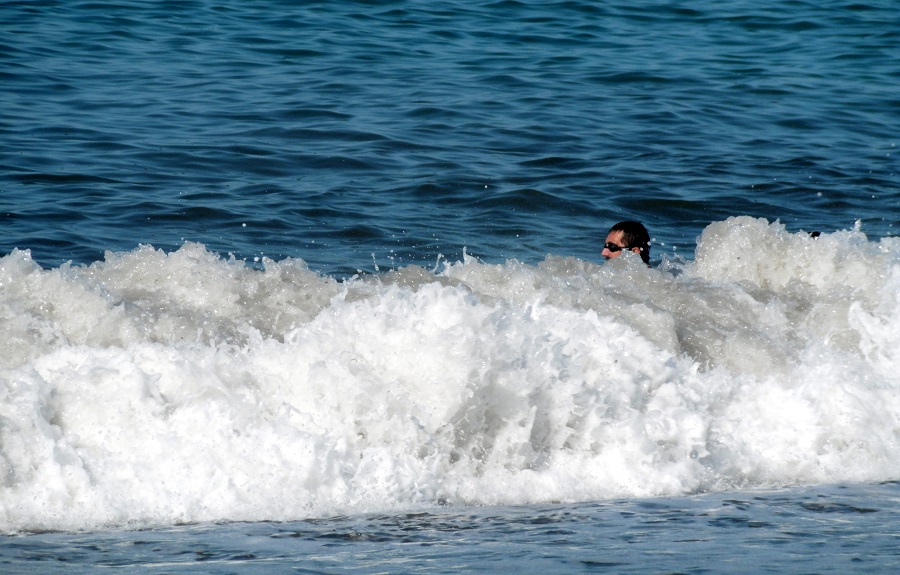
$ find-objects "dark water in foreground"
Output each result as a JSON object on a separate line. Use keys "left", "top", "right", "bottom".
{"left": 4, "top": 482, "right": 900, "bottom": 574}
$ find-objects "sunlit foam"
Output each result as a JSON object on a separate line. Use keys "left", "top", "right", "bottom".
{"left": 1, "top": 217, "right": 898, "bottom": 533}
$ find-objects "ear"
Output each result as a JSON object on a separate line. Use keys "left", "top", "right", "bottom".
{"left": 630, "top": 247, "right": 641, "bottom": 255}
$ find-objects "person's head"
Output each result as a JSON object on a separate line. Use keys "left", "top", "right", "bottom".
{"left": 602, "top": 221, "right": 650, "bottom": 265}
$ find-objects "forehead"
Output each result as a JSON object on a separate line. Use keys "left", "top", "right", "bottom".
{"left": 605, "top": 230, "right": 625, "bottom": 244}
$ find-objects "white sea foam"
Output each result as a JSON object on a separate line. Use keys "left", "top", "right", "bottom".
{"left": 1, "top": 217, "right": 899, "bottom": 533}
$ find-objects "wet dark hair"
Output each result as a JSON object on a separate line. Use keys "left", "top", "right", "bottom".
{"left": 610, "top": 220, "right": 651, "bottom": 265}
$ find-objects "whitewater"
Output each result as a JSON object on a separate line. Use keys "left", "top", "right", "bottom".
{"left": 1, "top": 216, "right": 898, "bottom": 534}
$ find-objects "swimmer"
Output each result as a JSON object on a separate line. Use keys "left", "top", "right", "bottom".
{"left": 602, "top": 221, "right": 651, "bottom": 265}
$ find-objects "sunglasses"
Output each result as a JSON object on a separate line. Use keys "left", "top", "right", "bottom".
{"left": 603, "top": 242, "right": 629, "bottom": 252}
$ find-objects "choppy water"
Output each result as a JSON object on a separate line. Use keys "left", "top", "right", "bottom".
{"left": 3, "top": 0, "right": 898, "bottom": 274}
{"left": 2, "top": 0, "right": 899, "bottom": 572}
{"left": 3, "top": 482, "right": 900, "bottom": 574}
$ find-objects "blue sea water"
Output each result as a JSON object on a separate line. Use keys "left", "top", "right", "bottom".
{"left": 3, "top": 0, "right": 897, "bottom": 274}
{"left": 2, "top": 0, "right": 900, "bottom": 572}
{"left": 4, "top": 482, "right": 900, "bottom": 574}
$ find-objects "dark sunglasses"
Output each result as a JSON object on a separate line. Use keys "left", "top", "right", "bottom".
{"left": 604, "top": 242, "right": 629, "bottom": 252}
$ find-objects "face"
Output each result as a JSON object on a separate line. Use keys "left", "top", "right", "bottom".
{"left": 601, "top": 230, "right": 638, "bottom": 260}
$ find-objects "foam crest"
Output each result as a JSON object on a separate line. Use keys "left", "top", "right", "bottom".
{"left": 1, "top": 218, "right": 898, "bottom": 533}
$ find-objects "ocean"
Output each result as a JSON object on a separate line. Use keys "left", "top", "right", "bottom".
{"left": 1, "top": 0, "right": 899, "bottom": 572}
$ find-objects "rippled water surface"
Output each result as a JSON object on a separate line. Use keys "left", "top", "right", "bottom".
{"left": 4, "top": 482, "right": 900, "bottom": 574}
{"left": 3, "top": 0, "right": 897, "bottom": 274}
